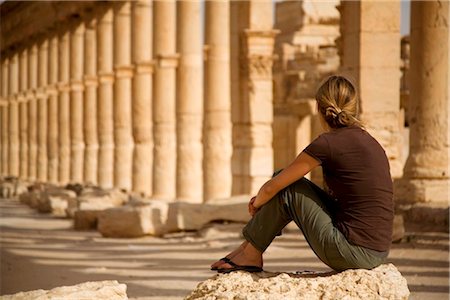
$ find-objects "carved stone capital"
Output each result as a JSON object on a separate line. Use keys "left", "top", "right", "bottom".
{"left": 241, "top": 54, "right": 278, "bottom": 79}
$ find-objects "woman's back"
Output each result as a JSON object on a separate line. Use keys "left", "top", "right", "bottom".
{"left": 304, "top": 125, "right": 394, "bottom": 252}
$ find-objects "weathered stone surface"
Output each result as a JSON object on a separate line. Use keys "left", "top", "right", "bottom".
{"left": 97, "top": 196, "right": 251, "bottom": 238}
{"left": 1, "top": 280, "right": 128, "bottom": 300}
{"left": 185, "top": 264, "right": 409, "bottom": 300}
{"left": 392, "top": 214, "right": 405, "bottom": 242}
{"left": 98, "top": 200, "right": 169, "bottom": 237}
{"left": 67, "top": 188, "right": 129, "bottom": 218}
{"left": 36, "top": 188, "right": 77, "bottom": 216}
{"left": 0, "top": 178, "right": 29, "bottom": 198}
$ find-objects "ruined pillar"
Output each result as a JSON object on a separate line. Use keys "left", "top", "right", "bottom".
{"left": 37, "top": 40, "right": 48, "bottom": 181}
{"left": 9, "top": 54, "right": 20, "bottom": 177}
{"left": 97, "top": 6, "right": 115, "bottom": 188}
{"left": 83, "top": 18, "right": 99, "bottom": 185}
{"left": 132, "top": 0, "right": 153, "bottom": 195}
{"left": 176, "top": 0, "right": 203, "bottom": 202}
{"left": 28, "top": 44, "right": 38, "bottom": 181}
{"left": 232, "top": 1, "right": 278, "bottom": 195}
{"left": 1, "top": 59, "right": 9, "bottom": 176}
{"left": 204, "top": 0, "right": 232, "bottom": 200}
{"left": 70, "top": 22, "right": 85, "bottom": 183}
{"left": 397, "top": 1, "right": 450, "bottom": 203}
{"left": 19, "top": 49, "right": 29, "bottom": 179}
{"left": 113, "top": 1, "right": 134, "bottom": 190}
{"left": 58, "top": 31, "right": 71, "bottom": 184}
{"left": 153, "top": 0, "right": 178, "bottom": 200}
{"left": 339, "top": 1, "right": 403, "bottom": 178}
{"left": 47, "top": 36, "right": 59, "bottom": 183}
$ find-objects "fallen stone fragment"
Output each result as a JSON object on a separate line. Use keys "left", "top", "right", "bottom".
{"left": 96, "top": 196, "right": 251, "bottom": 238}
{"left": 36, "top": 188, "right": 77, "bottom": 216}
{"left": 67, "top": 188, "right": 129, "bottom": 218}
{"left": 185, "top": 264, "right": 409, "bottom": 300}
{"left": 1, "top": 280, "right": 128, "bottom": 300}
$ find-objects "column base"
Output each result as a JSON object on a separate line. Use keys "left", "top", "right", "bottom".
{"left": 394, "top": 178, "right": 450, "bottom": 203}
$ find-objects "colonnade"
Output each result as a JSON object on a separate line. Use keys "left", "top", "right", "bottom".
{"left": 0, "top": 0, "right": 277, "bottom": 203}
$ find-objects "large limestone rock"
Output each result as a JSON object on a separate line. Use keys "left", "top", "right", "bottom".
{"left": 185, "top": 264, "right": 409, "bottom": 300}
{"left": 36, "top": 188, "right": 77, "bottom": 216}
{"left": 1, "top": 280, "right": 128, "bottom": 300}
{"left": 67, "top": 188, "right": 129, "bottom": 218}
{"left": 97, "top": 196, "right": 251, "bottom": 238}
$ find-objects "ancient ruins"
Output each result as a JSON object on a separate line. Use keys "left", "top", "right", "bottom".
{"left": 0, "top": 0, "right": 448, "bottom": 206}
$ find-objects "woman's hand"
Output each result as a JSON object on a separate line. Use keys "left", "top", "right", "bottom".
{"left": 248, "top": 196, "right": 260, "bottom": 216}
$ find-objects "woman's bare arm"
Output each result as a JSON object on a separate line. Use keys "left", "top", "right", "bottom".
{"left": 252, "top": 152, "right": 320, "bottom": 208}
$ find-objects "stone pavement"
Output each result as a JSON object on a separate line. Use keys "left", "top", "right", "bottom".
{"left": 0, "top": 197, "right": 448, "bottom": 300}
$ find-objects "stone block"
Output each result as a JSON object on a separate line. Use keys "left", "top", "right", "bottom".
{"left": 360, "top": 2, "right": 400, "bottom": 32}
{"left": 36, "top": 188, "right": 77, "bottom": 216}
{"left": 186, "top": 264, "right": 409, "bottom": 300}
{"left": 392, "top": 214, "right": 405, "bottom": 242}
{"left": 1, "top": 280, "right": 128, "bottom": 300}
{"left": 360, "top": 32, "right": 401, "bottom": 68}
{"left": 98, "top": 200, "right": 169, "bottom": 237}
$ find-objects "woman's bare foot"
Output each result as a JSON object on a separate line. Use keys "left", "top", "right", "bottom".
{"left": 217, "top": 241, "right": 263, "bottom": 271}
{"left": 210, "top": 241, "right": 248, "bottom": 270}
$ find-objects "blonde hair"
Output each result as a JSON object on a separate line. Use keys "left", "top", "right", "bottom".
{"left": 315, "top": 75, "right": 362, "bottom": 129}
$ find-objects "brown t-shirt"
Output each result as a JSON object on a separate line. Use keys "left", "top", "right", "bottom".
{"left": 303, "top": 126, "right": 394, "bottom": 252}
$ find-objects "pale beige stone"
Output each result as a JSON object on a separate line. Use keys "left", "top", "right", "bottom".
{"left": 83, "top": 18, "right": 99, "bottom": 185}
{"left": 37, "top": 40, "right": 48, "bottom": 182}
{"left": 153, "top": 0, "right": 177, "bottom": 200}
{"left": 70, "top": 22, "right": 85, "bottom": 183}
{"left": 58, "top": 31, "right": 71, "bottom": 184}
{"left": 97, "top": 6, "right": 115, "bottom": 189}
{"left": 36, "top": 188, "right": 77, "bottom": 216}
{"left": 18, "top": 50, "right": 29, "bottom": 179}
{"left": 47, "top": 36, "right": 59, "bottom": 184}
{"left": 1, "top": 59, "right": 9, "bottom": 176}
{"left": 204, "top": 0, "right": 232, "bottom": 201}
{"left": 8, "top": 54, "right": 20, "bottom": 177}
{"left": 113, "top": 2, "right": 134, "bottom": 191}
{"left": 398, "top": 1, "right": 450, "bottom": 203}
{"left": 1, "top": 280, "right": 128, "bottom": 300}
{"left": 186, "top": 264, "right": 409, "bottom": 300}
{"left": 131, "top": 0, "right": 153, "bottom": 196}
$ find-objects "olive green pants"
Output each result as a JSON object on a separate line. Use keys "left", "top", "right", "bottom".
{"left": 242, "top": 176, "right": 387, "bottom": 272}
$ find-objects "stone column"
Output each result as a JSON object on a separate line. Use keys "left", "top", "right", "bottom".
{"left": 339, "top": 1, "right": 403, "bottom": 178}
{"left": 58, "top": 31, "right": 71, "bottom": 184}
{"left": 204, "top": 0, "right": 232, "bottom": 201}
{"left": 397, "top": 1, "right": 450, "bottom": 203}
{"left": 132, "top": 0, "right": 153, "bottom": 195}
{"left": 84, "top": 18, "right": 99, "bottom": 185}
{"left": 28, "top": 44, "right": 38, "bottom": 181}
{"left": 232, "top": 1, "right": 278, "bottom": 195}
{"left": 176, "top": 0, "right": 203, "bottom": 202}
{"left": 1, "top": 59, "right": 9, "bottom": 176}
{"left": 153, "top": 0, "right": 178, "bottom": 200}
{"left": 113, "top": 1, "right": 134, "bottom": 190}
{"left": 37, "top": 40, "right": 48, "bottom": 181}
{"left": 97, "top": 6, "right": 115, "bottom": 188}
{"left": 19, "top": 49, "right": 29, "bottom": 179}
{"left": 47, "top": 35, "right": 59, "bottom": 183}
{"left": 9, "top": 54, "right": 20, "bottom": 177}
{"left": 70, "top": 22, "right": 85, "bottom": 183}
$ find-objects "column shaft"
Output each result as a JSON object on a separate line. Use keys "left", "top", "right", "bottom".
{"left": 113, "top": 1, "right": 134, "bottom": 190}
{"left": 19, "top": 50, "right": 29, "bottom": 178}
{"left": 70, "top": 22, "right": 85, "bottom": 183}
{"left": 176, "top": 0, "right": 203, "bottom": 202}
{"left": 399, "top": 1, "right": 450, "bottom": 202}
{"left": 132, "top": 0, "right": 153, "bottom": 195}
{"left": 204, "top": 0, "right": 232, "bottom": 200}
{"left": 9, "top": 54, "right": 20, "bottom": 177}
{"left": 84, "top": 18, "right": 99, "bottom": 185}
{"left": 97, "top": 6, "right": 115, "bottom": 188}
{"left": 37, "top": 40, "right": 48, "bottom": 181}
{"left": 58, "top": 31, "right": 71, "bottom": 184}
{"left": 48, "top": 36, "right": 59, "bottom": 183}
{"left": 153, "top": 0, "right": 177, "bottom": 200}
{"left": 1, "top": 59, "right": 9, "bottom": 176}
{"left": 28, "top": 45, "right": 38, "bottom": 181}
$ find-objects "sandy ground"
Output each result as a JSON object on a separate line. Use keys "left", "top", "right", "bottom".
{"left": 0, "top": 197, "right": 449, "bottom": 300}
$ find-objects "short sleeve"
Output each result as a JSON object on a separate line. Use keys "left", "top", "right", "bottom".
{"left": 303, "top": 134, "right": 330, "bottom": 164}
